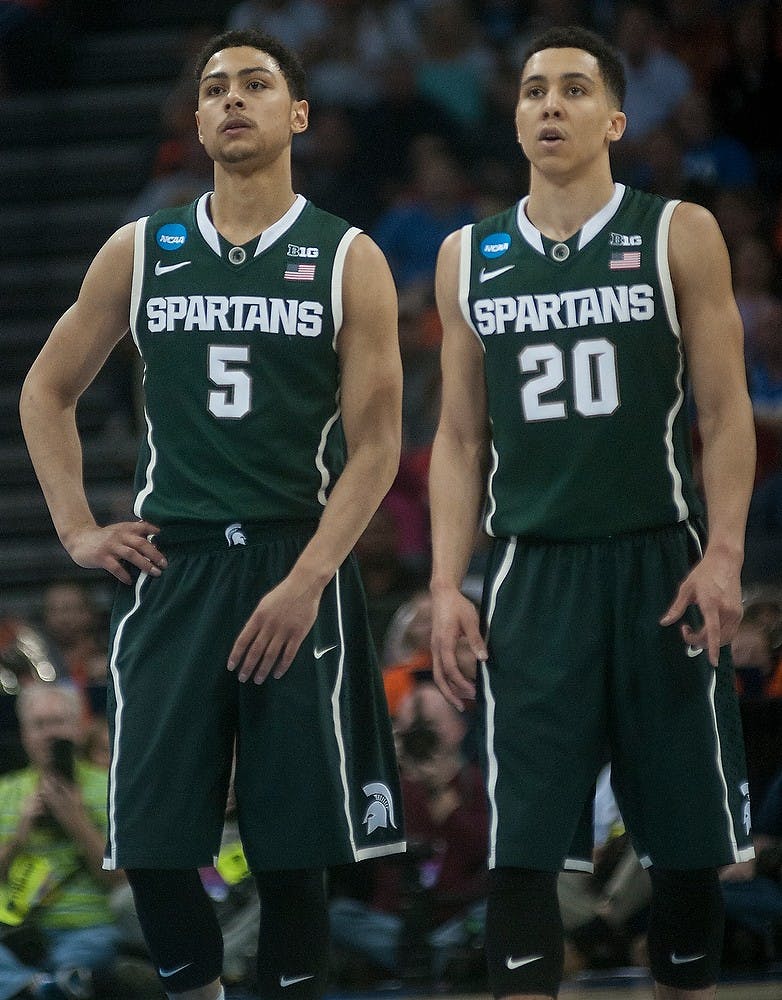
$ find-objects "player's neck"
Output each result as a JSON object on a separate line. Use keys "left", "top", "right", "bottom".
{"left": 210, "top": 164, "right": 297, "bottom": 246}
{"left": 525, "top": 171, "right": 616, "bottom": 243}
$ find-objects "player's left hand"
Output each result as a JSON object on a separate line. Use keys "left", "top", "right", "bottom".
{"left": 227, "top": 576, "right": 322, "bottom": 684}
{"left": 660, "top": 548, "right": 743, "bottom": 667}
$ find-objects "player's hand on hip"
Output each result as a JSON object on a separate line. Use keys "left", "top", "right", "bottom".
{"left": 227, "top": 577, "right": 320, "bottom": 684}
{"left": 659, "top": 550, "right": 743, "bottom": 667}
{"left": 65, "top": 521, "right": 166, "bottom": 585}
{"left": 430, "top": 587, "right": 487, "bottom": 711}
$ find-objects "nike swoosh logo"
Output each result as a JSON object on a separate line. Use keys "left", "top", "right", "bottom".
{"left": 155, "top": 260, "right": 192, "bottom": 275}
{"left": 686, "top": 645, "right": 703, "bottom": 658}
{"left": 314, "top": 643, "right": 338, "bottom": 659}
{"left": 506, "top": 954, "right": 543, "bottom": 969}
{"left": 479, "top": 264, "right": 515, "bottom": 283}
{"left": 670, "top": 952, "right": 705, "bottom": 964}
{"left": 280, "top": 974, "right": 315, "bottom": 987}
{"left": 158, "top": 963, "right": 192, "bottom": 978}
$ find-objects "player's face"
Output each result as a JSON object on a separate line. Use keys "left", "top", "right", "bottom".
{"left": 195, "top": 45, "right": 308, "bottom": 167}
{"left": 515, "top": 46, "right": 625, "bottom": 177}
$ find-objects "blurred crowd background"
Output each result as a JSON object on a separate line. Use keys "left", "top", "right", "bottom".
{"left": 2, "top": 0, "right": 782, "bottom": 996}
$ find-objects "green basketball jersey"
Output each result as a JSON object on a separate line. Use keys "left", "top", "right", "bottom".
{"left": 463, "top": 183, "right": 703, "bottom": 539}
{"left": 129, "top": 194, "right": 358, "bottom": 525}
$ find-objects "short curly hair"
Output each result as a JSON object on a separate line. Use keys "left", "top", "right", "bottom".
{"left": 520, "top": 25, "right": 626, "bottom": 109}
{"left": 194, "top": 28, "right": 307, "bottom": 101}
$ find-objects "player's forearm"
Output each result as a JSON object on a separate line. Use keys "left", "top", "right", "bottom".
{"left": 429, "top": 428, "right": 486, "bottom": 591}
{"left": 698, "top": 400, "right": 756, "bottom": 562}
{"left": 19, "top": 378, "right": 96, "bottom": 549}
{"left": 289, "top": 429, "right": 400, "bottom": 590}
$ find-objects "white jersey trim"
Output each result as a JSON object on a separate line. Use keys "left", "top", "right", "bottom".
{"left": 483, "top": 536, "right": 517, "bottom": 869}
{"left": 458, "top": 225, "right": 484, "bottom": 349}
{"left": 657, "top": 199, "right": 688, "bottom": 521}
{"left": 194, "top": 192, "right": 308, "bottom": 257}
{"left": 103, "top": 570, "right": 150, "bottom": 870}
{"left": 131, "top": 218, "right": 156, "bottom": 519}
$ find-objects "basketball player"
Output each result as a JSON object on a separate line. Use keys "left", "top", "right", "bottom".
{"left": 20, "top": 29, "right": 405, "bottom": 1000}
{"left": 428, "top": 25, "right": 755, "bottom": 1000}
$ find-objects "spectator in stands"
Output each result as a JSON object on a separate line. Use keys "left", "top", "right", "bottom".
{"left": 676, "top": 89, "right": 757, "bottom": 196}
{"left": 0, "top": 683, "right": 121, "bottom": 999}
{"left": 733, "top": 235, "right": 781, "bottom": 368}
{"left": 40, "top": 585, "right": 107, "bottom": 702}
{"left": 329, "top": 682, "right": 488, "bottom": 988}
{"left": 611, "top": 3, "right": 693, "bottom": 185}
{"left": 372, "top": 135, "right": 476, "bottom": 293}
{"left": 414, "top": 0, "right": 495, "bottom": 130}
{"left": 354, "top": 504, "right": 429, "bottom": 654}
{"left": 730, "top": 616, "right": 782, "bottom": 700}
{"left": 720, "top": 762, "right": 782, "bottom": 962}
{"left": 559, "top": 767, "right": 652, "bottom": 977}
{"left": 710, "top": 0, "right": 782, "bottom": 195}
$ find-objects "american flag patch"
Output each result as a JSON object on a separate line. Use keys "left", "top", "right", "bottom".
{"left": 284, "top": 262, "right": 316, "bottom": 281}
{"left": 609, "top": 251, "right": 641, "bottom": 270}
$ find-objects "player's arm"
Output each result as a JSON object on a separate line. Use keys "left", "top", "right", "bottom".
{"left": 429, "top": 231, "right": 490, "bottom": 710}
{"left": 228, "top": 233, "right": 402, "bottom": 682}
{"left": 660, "top": 202, "right": 756, "bottom": 665}
{"left": 19, "top": 224, "right": 167, "bottom": 585}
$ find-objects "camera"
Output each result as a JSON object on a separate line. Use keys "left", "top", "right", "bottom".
{"left": 399, "top": 716, "right": 440, "bottom": 763}
{"left": 48, "top": 737, "right": 76, "bottom": 783}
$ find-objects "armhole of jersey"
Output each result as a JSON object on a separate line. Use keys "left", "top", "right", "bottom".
{"left": 331, "top": 226, "right": 361, "bottom": 350}
{"left": 657, "top": 200, "right": 681, "bottom": 340}
{"left": 129, "top": 217, "right": 148, "bottom": 351}
{"left": 458, "top": 225, "right": 484, "bottom": 350}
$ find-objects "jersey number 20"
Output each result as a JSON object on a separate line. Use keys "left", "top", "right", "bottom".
{"left": 519, "top": 338, "right": 619, "bottom": 422}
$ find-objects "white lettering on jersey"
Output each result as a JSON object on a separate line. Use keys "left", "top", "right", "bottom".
{"left": 145, "top": 295, "right": 324, "bottom": 336}
{"left": 472, "top": 284, "right": 654, "bottom": 335}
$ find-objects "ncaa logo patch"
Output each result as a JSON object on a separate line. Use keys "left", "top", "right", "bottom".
{"left": 480, "top": 232, "right": 511, "bottom": 259}
{"left": 156, "top": 223, "right": 188, "bottom": 251}
{"left": 362, "top": 781, "right": 397, "bottom": 834}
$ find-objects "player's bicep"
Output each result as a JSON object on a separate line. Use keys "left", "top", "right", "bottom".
{"left": 435, "top": 231, "right": 489, "bottom": 449}
{"left": 669, "top": 204, "right": 748, "bottom": 417}
{"left": 25, "top": 223, "right": 137, "bottom": 404}
{"left": 337, "top": 234, "right": 402, "bottom": 455}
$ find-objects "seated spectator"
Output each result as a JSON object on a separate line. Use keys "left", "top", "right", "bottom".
{"left": 353, "top": 504, "right": 428, "bottom": 653}
{"left": 372, "top": 135, "right": 476, "bottom": 294}
{"left": 720, "top": 761, "right": 782, "bottom": 964}
{"left": 558, "top": 767, "right": 652, "bottom": 977}
{"left": 731, "top": 616, "right": 782, "bottom": 700}
{"left": 611, "top": 3, "right": 693, "bottom": 185}
{"left": 329, "top": 683, "right": 488, "bottom": 989}
{"left": 40, "top": 584, "right": 108, "bottom": 718}
{"left": 0, "top": 683, "right": 122, "bottom": 999}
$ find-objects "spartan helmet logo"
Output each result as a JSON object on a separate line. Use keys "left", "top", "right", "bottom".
{"left": 740, "top": 781, "right": 751, "bottom": 837}
{"left": 362, "top": 781, "right": 397, "bottom": 835}
{"left": 224, "top": 523, "right": 247, "bottom": 547}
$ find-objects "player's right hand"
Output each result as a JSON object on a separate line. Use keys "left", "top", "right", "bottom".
{"left": 64, "top": 520, "right": 166, "bottom": 585}
{"left": 430, "top": 585, "right": 487, "bottom": 711}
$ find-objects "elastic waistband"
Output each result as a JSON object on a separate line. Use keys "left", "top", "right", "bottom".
{"left": 153, "top": 520, "right": 319, "bottom": 552}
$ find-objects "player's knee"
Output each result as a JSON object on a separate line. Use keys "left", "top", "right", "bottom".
{"left": 484, "top": 866, "right": 563, "bottom": 998}
{"left": 647, "top": 866, "right": 724, "bottom": 990}
{"left": 125, "top": 868, "right": 223, "bottom": 992}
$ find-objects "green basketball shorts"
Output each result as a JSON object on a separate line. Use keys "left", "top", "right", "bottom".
{"left": 103, "top": 521, "right": 405, "bottom": 871}
{"left": 478, "top": 522, "right": 753, "bottom": 873}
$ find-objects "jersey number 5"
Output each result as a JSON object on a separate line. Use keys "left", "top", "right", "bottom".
{"left": 208, "top": 344, "right": 252, "bottom": 419}
{"left": 519, "top": 337, "right": 619, "bottom": 422}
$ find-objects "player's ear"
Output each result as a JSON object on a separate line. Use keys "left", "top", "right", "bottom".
{"left": 291, "top": 99, "right": 308, "bottom": 134}
{"left": 195, "top": 111, "right": 204, "bottom": 144}
{"left": 607, "top": 110, "right": 626, "bottom": 144}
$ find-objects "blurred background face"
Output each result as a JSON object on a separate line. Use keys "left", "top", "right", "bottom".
{"left": 19, "top": 688, "right": 82, "bottom": 769}
{"left": 43, "top": 583, "right": 97, "bottom": 649}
